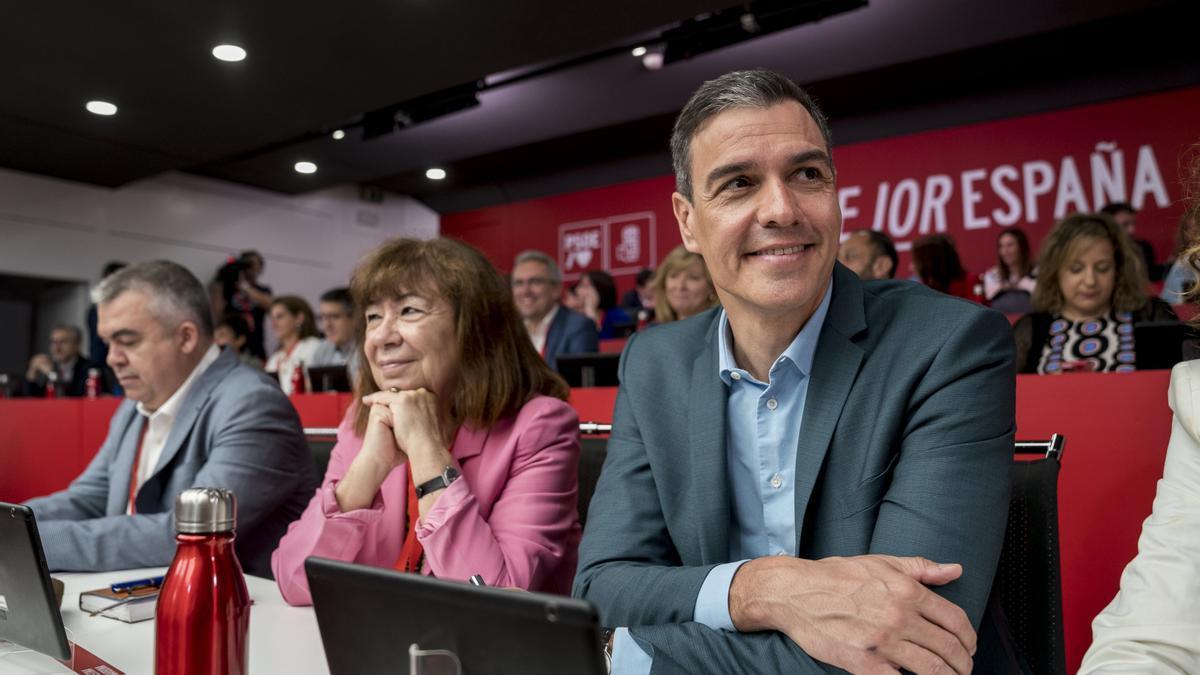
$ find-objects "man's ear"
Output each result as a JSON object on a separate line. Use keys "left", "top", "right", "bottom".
{"left": 873, "top": 256, "right": 895, "bottom": 280}
{"left": 672, "top": 192, "right": 702, "bottom": 254}
{"left": 177, "top": 321, "right": 201, "bottom": 355}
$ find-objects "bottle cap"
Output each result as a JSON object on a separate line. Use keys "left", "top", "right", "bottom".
{"left": 174, "top": 487, "right": 237, "bottom": 534}
{"left": 88, "top": 368, "right": 99, "bottom": 376}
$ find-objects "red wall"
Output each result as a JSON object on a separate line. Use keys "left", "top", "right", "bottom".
{"left": 443, "top": 86, "right": 1200, "bottom": 284}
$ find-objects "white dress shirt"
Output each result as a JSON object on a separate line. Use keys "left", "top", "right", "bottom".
{"left": 1081, "top": 360, "right": 1200, "bottom": 673}
{"left": 128, "top": 344, "right": 220, "bottom": 513}
{"left": 527, "top": 305, "right": 559, "bottom": 355}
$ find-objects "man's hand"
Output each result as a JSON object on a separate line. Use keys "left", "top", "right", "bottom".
{"left": 729, "top": 555, "right": 976, "bottom": 674}
{"left": 26, "top": 353, "right": 53, "bottom": 381}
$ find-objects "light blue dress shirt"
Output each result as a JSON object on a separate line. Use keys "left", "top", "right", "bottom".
{"left": 612, "top": 282, "right": 833, "bottom": 673}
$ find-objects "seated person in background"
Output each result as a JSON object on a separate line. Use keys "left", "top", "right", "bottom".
{"left": 1160, "top": 211, "right": 1198, "bottom": 303}
{"left": 651, "top": 244, "right": 719, "bottom": 324}
{"left": 1014, "top": 213, "right": 1177, "bottom": 374}
{"left": 510, "top": 249, "right": 598, "bottom": 369}
{"left": 22, "top": 325, "right": 108, "bottom": 397}
{"left": 1103, "top": 202, "right": 1162, "bottom": 282}
{"left": 575, "top": 69, "right": 1017, "bottom": 674}
{"left": 273, "top": 238, "right": 581, "bottom": 604}
{"left": 837, "top": 229, "right": 897, "bottom": 280}
{"left": 308, "top": 286, "right": 360, "bottom": 381}
{"left": 214, "top": 313, "right": 265, "bottom": 370}
{"left": 911, "top": 233, "right": 976, "bottom": 301}
{"left": 983, "top": 228, "right": 1037, "bottom": 314}
{"left": 265, "top": 295, "right": 321, "bottom": 394}
{"left": 23, "top": 261, "right": 316, "bottom": 576}
{"left": 575, "top": 270, "right": 633, "bottom": 338}
{"left": 620, "top": 268, "right": 657, "bottom": 317}
{"left": 1081, "top": 168, "right": 1200, "bottom": 674}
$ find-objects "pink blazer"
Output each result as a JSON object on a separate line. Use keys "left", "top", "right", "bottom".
{"left": 272, "top": 395, "right": 581, "bottom": 605}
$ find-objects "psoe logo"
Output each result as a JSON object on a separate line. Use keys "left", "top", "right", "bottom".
{"left": 614, "top": 224, "right": 641, "bottom": 264}
{"left": 558, "top": 220, "right": 606, "bottom": 276}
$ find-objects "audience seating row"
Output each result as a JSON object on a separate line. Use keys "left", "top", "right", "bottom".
{"left": 0, "top": 370, "right": 1172, "bottom": 673}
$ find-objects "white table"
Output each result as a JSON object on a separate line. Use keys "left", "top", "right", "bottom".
{"left": 0, "top": 568, "right": 329, "bottom": 674}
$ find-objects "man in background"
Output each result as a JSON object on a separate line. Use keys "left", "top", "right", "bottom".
{"left": 838, "top": 229, "right": 897, "bottom": 281}
{"left": 23, "top": 325, "right": 106, "bottom": 397}
{"left": 1102, "top": 202, "right": 1161, "bottom": 281}
{"left": 24, "top": 260, "right": 315, "bottom": 576}
{"left": 308, "top": 286, "right": 359, "bottom": 386}
{"left": 511, "top": 249, "right": 598, "bottom": 369}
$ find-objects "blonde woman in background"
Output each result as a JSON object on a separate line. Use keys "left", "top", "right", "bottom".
{"left": 652, "top": 245, "right": 719, "bottom": 324}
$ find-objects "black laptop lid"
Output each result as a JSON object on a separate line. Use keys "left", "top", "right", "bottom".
{"left": 0, "top": 502, "right": 71, "bottom": 660}
{"left": 305, "top": 557, "right": 604, "bottom": 675}
{"left": 308, "top": 365, "right": 352, "bottom": 393}
{"left": 1133, "top": 321, "right": 1187, "bottom": 370}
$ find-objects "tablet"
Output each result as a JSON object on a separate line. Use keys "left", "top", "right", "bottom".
{"left": 305, "top": 557, "right": 605, "bottom": 675}
{"left": 0, "top": 502, "right": 71, "bottom": 660}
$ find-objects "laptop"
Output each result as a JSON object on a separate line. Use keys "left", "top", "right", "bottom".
{"left": 555, "top": 353, "right": 620, "bottom": 388}
{"left": 308, "top": 365, "right": 352, "bottom": 393}
{"left": 305, "top": 557, "right": 605, "bottom": 675}
{"left": 1133, "top": 321, "right": 1188, "bottom": 370}
{"left": 0, "top": 502, "right": 71, "bottom": 660}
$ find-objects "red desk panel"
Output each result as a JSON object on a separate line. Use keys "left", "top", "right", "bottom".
{"left": 0, "top": 399, "right": 85, "bottom": 503}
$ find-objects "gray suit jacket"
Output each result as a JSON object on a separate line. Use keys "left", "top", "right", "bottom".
{"left": 574, "top": 264, "right": 1017, "bottom": 673}
{"left": 25, "top": 348, "right": 318, "bottom": 577}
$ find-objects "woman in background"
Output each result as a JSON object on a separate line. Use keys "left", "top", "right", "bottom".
{"left": 982, "top": 228, "right": 1037, "bottom": 314}
{"left": 1013, "top": 213, "right": 1177, "bottom": 374}
{"left": 265, "top": 295, "right": 321, "bottom": 394}
{"left": 652, "top": 245, "right": 718, "bottom": 324}
{"left": 272, "top": 238, "right": 580, "bottom": 605}
{"left": 911, "top": 234, "right": 974, "bottom": 301}
{"left": 574, "top": 270, "right": 632, "bottom": 338}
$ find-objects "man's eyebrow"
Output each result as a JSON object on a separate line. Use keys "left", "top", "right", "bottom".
{"left": 109, "top": 329, "right": 139, "bottom": 341}
{"left": 704, "top": 161, "right": 754, "bottom": 193}
{"left": 790, "top": 149, "right": 832, "bottom": 169}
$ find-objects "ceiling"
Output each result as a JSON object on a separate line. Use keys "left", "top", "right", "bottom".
{"left": 3, "top": 0, "right": 1197, "bottom": 213}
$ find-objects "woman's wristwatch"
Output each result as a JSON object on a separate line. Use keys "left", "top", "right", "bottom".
{"left": 414, "top": 465, "right": 460, "bottom": 498}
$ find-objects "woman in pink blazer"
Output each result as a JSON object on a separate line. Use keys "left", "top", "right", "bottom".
{"left": 273, "top": 238, "right": 581, "bottom": 605}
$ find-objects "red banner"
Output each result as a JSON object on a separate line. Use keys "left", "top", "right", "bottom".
{"left": 442, "top": 86, "right": 1199, "bottom": 286}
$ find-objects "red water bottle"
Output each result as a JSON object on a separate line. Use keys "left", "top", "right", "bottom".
{"left": 291, "top": 360, "right": 306, "bottom": 394}
{"left": 44, "top": 372, "right": 58, "bottom": 399}
{"left": 156, "top": 488, "right": 250, "bottom": 675}
{"left": 85, "top": 368, "right": 100, "bottom": 399}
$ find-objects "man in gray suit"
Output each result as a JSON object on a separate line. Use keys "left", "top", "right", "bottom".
{"left": 24, "top": 261, "right": 316, "bottom": 577}
{"left": 511, "top": 249, "right": 599, "bottom": 369}
{"left": 574, "top": 70, "right": 1016, "bottom": 673}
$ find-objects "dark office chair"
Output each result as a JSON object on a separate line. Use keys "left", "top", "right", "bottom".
{"left": 303, "top": 427, "right": 338, "bottom": 480}
{"left": 577, "top": 422, "right": 611, "bottom": 529}
{"left": 991, "top": 434, "right": 1067, "bottom": 675}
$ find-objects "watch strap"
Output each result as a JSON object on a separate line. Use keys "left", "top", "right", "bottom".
{"left": 415, "top": 466, "right": 460, "bottom": 498}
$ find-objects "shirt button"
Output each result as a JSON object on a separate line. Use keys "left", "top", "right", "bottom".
{"left": 766, "top": 398, "right": 778, "bottom": 411}
{"left": 730, "top": 371, "right": 741, "bottom": 381}
{"left": 770, "top": 473, "right": 783, "bottom": 489}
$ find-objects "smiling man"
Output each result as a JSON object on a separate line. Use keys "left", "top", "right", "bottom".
{"left": 511, "top": 249, "right": 598, "bottom": 369}
{"left": 23, "top": 260, "right": 316, "bottom": 577}
{"left": 574, "top": 70, "right": 1018, "bottom": 674}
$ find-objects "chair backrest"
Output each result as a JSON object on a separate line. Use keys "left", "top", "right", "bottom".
{"left": 577, "top": 423, "right": 611, "bottom": 529}
{"left": 304, "top": 427, "right": 339, "bottom": 480}
{"left": 993, "top": 434, "right": 1067, "bottom": 675}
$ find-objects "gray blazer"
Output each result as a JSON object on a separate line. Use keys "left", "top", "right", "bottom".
{"left": 25, "top": 348, "right": 317, "bottom": 578}
{"left": 574, "top": 264, "right": 1017, "bottom": 673}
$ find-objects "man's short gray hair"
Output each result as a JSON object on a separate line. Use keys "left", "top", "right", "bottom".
{"left": 670, "top": 69, "right": 834, "bottom": 201}
{"left": 513, "top": 250, "right": 561, "bottom": 284}
{"left": 92, "top": 260, "right": 214, "bottom": 336}
{"left": 50, "top": 325, "right": 83, "bottom": 345}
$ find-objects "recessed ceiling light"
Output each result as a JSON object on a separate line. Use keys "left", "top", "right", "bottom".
{"left": 86, "top": 100, "right": 118, "bottom": 116}
{"left": 331, "top": 129, "right": 346, "bottom": 140}
{"left": 294, "top": 161, "right": 317, "bottom": 174}
{"left": 425, "top": 168, "right": 447, "bottom": 180}
{"left": 631, "top": 46, "right": 647, "bottom": 57}
{"left": 212, "top": 44, "right": 247, "bottom": 62}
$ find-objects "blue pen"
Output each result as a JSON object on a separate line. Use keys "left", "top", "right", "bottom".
{"left": 110, "top": 575, "right": 165, "bottom": 594}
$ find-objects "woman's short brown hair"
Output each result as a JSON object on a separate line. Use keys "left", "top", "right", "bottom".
{"left": 270, "top": 295, "right": 318, "bottom": 339}
{"left": 652, "top": 245, "right": 717, "bottom": 323}
{"left": 350, "top": 238, "right": 569, "bottom": 436}
{"left": 1031, "top": 213, "right": 1148, "bottom": 314}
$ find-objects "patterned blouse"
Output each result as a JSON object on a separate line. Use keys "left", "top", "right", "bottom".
{"left": 1037, "top": 311, "right": 1137, "bottom": 374}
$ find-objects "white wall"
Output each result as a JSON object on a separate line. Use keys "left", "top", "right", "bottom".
{"left": 0, "top": 167, "right": 439, "bottom": 353}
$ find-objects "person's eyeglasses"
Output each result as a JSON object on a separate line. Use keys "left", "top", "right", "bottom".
{"left": 511, "top": 277, "right": 554, "bottom": 290}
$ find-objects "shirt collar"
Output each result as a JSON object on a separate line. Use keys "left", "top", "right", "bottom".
{"left": 533, "top": 304, "right": 560, "bottom": 337}
{"left": 137, "top": 344, "right": 221, "bottom": 421}
{"left": 718, "top": 278, "right": 834, "bottom": 385}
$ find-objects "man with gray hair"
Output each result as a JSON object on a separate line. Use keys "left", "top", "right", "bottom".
{"left": 575, "top": 70, "right": 1017, "bottom": 673}
{"left": 511, "top": 249, "right": 598, "bottom": 369}
{"left": 23, "top": 260, "right": 316, "bottom": 577}
{"left": 22, "top": 324, "right": 108, "bottom": 397}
